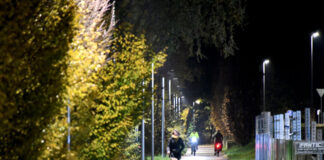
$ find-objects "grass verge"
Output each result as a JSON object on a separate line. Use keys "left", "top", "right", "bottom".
{"left": 146, "top": 155, "right": 170, "bottom": 160}
{"left": 224, "top": 141, "right": 255, "bottom": 160}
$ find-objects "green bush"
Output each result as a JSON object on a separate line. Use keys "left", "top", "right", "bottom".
{"left": 146, "top": 155, "right": 171, "bottom": 160}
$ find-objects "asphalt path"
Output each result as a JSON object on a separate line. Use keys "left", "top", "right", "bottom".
{"left": 181, "top": 144, "right": 227, "bottom": 160}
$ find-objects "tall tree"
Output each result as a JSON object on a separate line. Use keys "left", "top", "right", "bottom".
{"left": 0, "top": 0, "right": 75, "bottom": 159}
{"left": 81, "top": 25, "right": 166, "bottom": 159}
{"left": 117, "top": 0, "right": 245, "bottom": 84}
{"left": 118, "top": 0, "right": 244, "bottom": 57}
{"left": 39, "top": 0, "right": 113, "bottom": 158}
{"left": 38, "top": 0, "right": 167, "bottom": 158}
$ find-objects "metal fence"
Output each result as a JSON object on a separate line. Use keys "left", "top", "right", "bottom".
{"left": 256, "top": 110, "right": 322, "bottom": 160}
{"left": 256, "top": 133, "right": 295, "bottom": 160}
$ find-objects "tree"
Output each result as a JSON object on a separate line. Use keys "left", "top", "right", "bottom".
{"left": 0, "top": 0, "right": 75, "bottom": 159}
{"left": 37, "top": 0, "right": 166, "bottom": 158}
{"left": 118, "top": 0, "right": 244, "bottom": 58}
{"left": 81, "top": 25, "right": 166, "bottom": 159}
{"left": 208, "top": 57, "right": 260, "bottom": 145}
{"left": 117, "top": 0, "right": 245, "bottom": 86}
{"left": 39, "top": 0, "right": 113, "bottom": 158}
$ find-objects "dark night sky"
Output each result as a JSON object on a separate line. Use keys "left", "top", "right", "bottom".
{"left": 187, "top": 0, "right": 324, "bottom": 109}
{"left": 235, "top": 0, "right": 324, "bottom": 110}
{"left": 174, "top": 0, "right": 324, "bottom": 143}
{"left": 184, "top": 0, "right": 324, "bottom": 112}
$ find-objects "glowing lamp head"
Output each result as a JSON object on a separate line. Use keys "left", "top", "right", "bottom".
{"left": 312, "top": 32, "right": 320, "bottom": 38}
{"left": 195, "top": 99, "right": 202, "bottom": 104}
{"left": 263, "top": 59, "right": 270, "bottom": 65}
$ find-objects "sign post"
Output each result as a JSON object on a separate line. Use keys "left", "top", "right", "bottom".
{"left": 317, "top": 89, "right": 324, "bottom": 123}
{"left": 295, "top": 141, "right": 324, "bottom": 155}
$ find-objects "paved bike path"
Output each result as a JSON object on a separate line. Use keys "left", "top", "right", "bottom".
{"left": 182, "top": 144, "right": 227, "bottom": 160}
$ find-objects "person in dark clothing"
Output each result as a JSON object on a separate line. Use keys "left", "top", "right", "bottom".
{"left": 213, "top": 130, "right": 223, "bottom": 156}
{"left": 168, "top": 130, "right": 185, "bottom": 160}
{"left": 213, "top": 130, "right": 223, "bottom": 143}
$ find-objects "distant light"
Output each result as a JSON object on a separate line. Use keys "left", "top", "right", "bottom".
{"left": 318, "top": 109, "right": 321, "bottom": 116}
{"left": 263, "top": 59, "right": 270, "bottom": 65}
{"left": 195, "top": 99, "right": 202, "bottom": 104}
{"left": 312, "top": 32, "right": 320, "bottom": 38}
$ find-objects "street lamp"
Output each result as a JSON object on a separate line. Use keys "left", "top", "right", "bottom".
{"left": 263, "top": 59, "right": 270, "bottom": 111}
{"left": 192, "top": 99, "right": 202, "bottom": 128}
{"left": 311, "top": 31, "right": 320, "bottom": 110}
{"left": 161, "top": 77, "right": 165, "bottom": 157}
{"left": 192, "top": 102, "right": 195, "bottom": 126}
{"left": 195, "top": 99, "right": 202, "bottom": 105}
{"left": 141, "top": 81, "right": 145, "bottom": 160}
{"left": 151, "top": 63, "right": 154, "bottom": 160}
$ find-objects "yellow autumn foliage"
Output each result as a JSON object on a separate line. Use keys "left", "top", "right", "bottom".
{"left": 0, "top": 0, "right": 75, "bottom": 159}
{"left": 40, "top": 1, "right": 166, "bottom": 159}
{"left": 82, "top": 26, "right": 166, "bottom": 159}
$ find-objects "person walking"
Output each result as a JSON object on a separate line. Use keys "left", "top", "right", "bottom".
{"left": 168, "top": 130, "right": 185, "bottom": 160}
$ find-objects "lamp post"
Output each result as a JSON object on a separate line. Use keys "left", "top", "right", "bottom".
{"left": 142, "top": 81, "right": 145, "bottom": 160}
{"left": 192, "top": 102, "right": 195, "bottom": 127}
{"left": 311, "top": 32, "right": 320, "bottom": 110}
{"left": 67, "top": 104, "right": 71, "bottom": 153}
{"left": 175, "top": 94, "right": 178, "bottom": 119}
{"left": 161, "top": 77, "right": 165, "bottom": 157}
{"left": 169, "top": 80, "right": 171, "bottom": 112}
{"left": 151, "top": 63, "right": 154, "bottom": 160}
{"left": 263, "top": 59, "right": 270, "bottom": 111}
{"left": 173, "top": 94, "right": 176, "bottom": 116}
{"left": 178, "top": 97, "right": 181, "bottom": 117}
{"left": 192, "top": 99, "right": 201, "bottom": 128}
